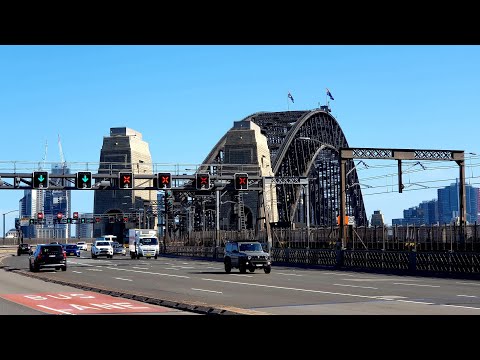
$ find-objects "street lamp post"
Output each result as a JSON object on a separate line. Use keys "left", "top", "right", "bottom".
{"left": 3, "top": 209, "right": 19, "bottom": 243}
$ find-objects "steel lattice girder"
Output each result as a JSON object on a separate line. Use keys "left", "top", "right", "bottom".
{"left": 204, "top": 110, "right": 368, "bottom": 227}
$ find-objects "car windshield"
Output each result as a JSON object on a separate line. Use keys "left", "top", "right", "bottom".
{"left": 139, "top": 238, "right": 157, "bottom": 245}
{"left": 66, "top": 245, "right": 77, "bottom": 250}
{"left": 96, "top": 241, "right": 110, "bottom": 246}
{"left": 20, "top": 244, "right": 29, "bottom": 248}
{"left": 239, "top": 243, "right": 263, "bottom": 252}
{"left": 77, "top": 242, "right": 85, "bottom": 245}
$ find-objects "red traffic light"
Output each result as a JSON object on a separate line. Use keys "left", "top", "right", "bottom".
{"left": 56, "top": 212, "right": 63, "bottom": 219}
{"left": 123, "top": 217, "right": 129, "bottom": 223}
{"left": 157, "top": 173, "right": 172, "bottom": 189}
{"left": 119, "top": 172, "right": 134, "bottom": 189}
{"left": 234, "top": 173, "right": 249, "bottom": 190}
{"left": 73, "top": 211, "right": 79, "bottom": 219}
{"left": 95, "top": 217, "right": 101, "bottom": 223}
{"left": 37, "top": 212, "right": 44, "bottom": 219}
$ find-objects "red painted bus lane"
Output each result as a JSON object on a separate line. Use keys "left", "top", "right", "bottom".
{"left": 0, "top": 292, "right": 177, "bottom": 315}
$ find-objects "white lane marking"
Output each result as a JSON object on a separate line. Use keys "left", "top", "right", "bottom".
{"left": 106, "top": 267, "right": 189, "bottom": 279}
{"left": 169, "top": 265, "right": 194, "bottom": 269}
{"left": 68, "top": 261, "right": 93, "bottom": 266}
{"left": 164, "top": 267, "right": 179, "bottom": 270}
{"left": 457, "top": 295, "right": 477, "bottom": 298}
{"left": 396, "top": 300, "right": 435, "bottom": 305}
{"left": 206, "top": 266, "right": 221, "bottom": 269}
{"left": 37, "top": 305, "right": 74, "bottom": 315}
{"left": 377, "top": 295, "right": 407, "bottom": 300}
{"left": 456, "top": 282, "right": 480, "bottom": 286}
{"left": 191, "top": 288, "right": 223, "bottom": 294}
{"left": 277, "top": 272, "right": 303, "bottom": 277}
{"left": 333, "top": 284, "right": 378, "bottom": 290}
{"left": 442, "top": 304, "right": 480, "bottom": 310}
{"left": 201, "top": 278, "right": 394, "bottom": 300}
{"left": 322, "top": 272, "right": 352, "bottom": 276}
{"left": 133, "top": 267, "right": 149, "bottom": 270}
{"left": 393, "top": 283, "right": 440, "bottom": 288}
{"left": 114, "top": 277, "right": 133, "bottom": 282}
{"left": 343, "top": 278, "right": 420, "bottom": 282}
{"left": 86, "top": 269, "right": 103, "bottom": 272}
{"left": 72, "top": 271, "right": 82, "bottom": 274}
{"left": 182, "top": 262, "right": 189, "bottom": 264}
{"left": 232, "top": 274, "right": 253, "bottom": 278}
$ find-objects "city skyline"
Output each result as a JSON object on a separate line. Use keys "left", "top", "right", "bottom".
{"left": 1, "top": 45, "right": 480, "bottom": 230}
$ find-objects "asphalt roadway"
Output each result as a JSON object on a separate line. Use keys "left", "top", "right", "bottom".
{"left": 3, "top": 248, "right": 480, "bottom": 315}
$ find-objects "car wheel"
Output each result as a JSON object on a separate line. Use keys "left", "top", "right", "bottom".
{"left": 92, "top": 253, "right": 97, "bottom": 259}
{"left": 154, "top": 255, "right": 158, "bottom": 259}
{"left": 224, "top": 259, "right": 232, "bottom": 273}
{"left": 239, "top": 263, "right": 247, "bottom": 274}
{"left": 33, "top": 264, "right": 39, "bottom": 272}
{"left": 62, "top": 265, "right": 67, "bottom": 271}
{"left": 17, "top": 251, "right": 20, "bottom": 256}
{"left": 29, "top": 261, "right": 33, "bottom": 272}
{"left": 264, "top": 265, "right": 271, "bottom": 274}
{"left": 249, "top": 267, "right": 255, "bottom": 273}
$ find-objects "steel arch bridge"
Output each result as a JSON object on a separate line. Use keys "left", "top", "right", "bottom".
{"left": 204, "top": 109, "right": 368, "bottom": 227}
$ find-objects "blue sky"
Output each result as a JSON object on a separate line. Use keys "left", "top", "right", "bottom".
{"left": 1, "top": 45, "right": 479, "bottom": 231}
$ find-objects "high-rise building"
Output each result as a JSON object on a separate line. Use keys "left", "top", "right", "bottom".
{"left": 438, "top": 181, "right": 478, "bottom": 224}
{"left": 370, "top": 210, "right": 385, "bottom": 227}
{"left": 93, "top": 127, "right": 156, "bottom": 239}
{"left": 76, "top": 212, "right": 93, "bottom": 239}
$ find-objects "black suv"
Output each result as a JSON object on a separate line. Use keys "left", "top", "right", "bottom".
{"left": 17, "top": 243, "right": 31, "bottom": 256}
{"left": 29, "top": 244, "right": 67, "bottom": 272}
{"left": 224, "top": 241, "right": 272, "bottom": 274}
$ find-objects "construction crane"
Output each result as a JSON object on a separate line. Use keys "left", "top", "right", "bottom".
{"left": 58, "top": 134, "right": 66, "bottom": 168}
{"left": 39, "top": 139, "right": 47, "bottom": 170}
{"left": 56, "top": 134, "right": 68, "bottom": 186}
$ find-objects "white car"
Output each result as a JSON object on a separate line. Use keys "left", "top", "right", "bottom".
{"left": 91, "top": 240, "right": 113, "bottom": 259}
{"left": 112, "top": 241, "right": 126, "bottom": 256}
{"left": 76, "top": 241, "right": 88, "bottom": 251}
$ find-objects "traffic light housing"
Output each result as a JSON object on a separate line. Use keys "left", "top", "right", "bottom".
{"left": 119, "top": 172, "right": 133, "bottom": 189}
{"left": 196, "top": 173, "right": 210, "bottom": 190}
{"left": 234, "top": 173, "right": 248, "bottom": 190}
{"left": 76, "top": 171, "right": 92, "bottom": 189}
{"left": 73, "top": 212, "right": 79, "bottom": 220}
{"left": 157, "top": 173, "right": 172, "bottom": 189}
{"left": 37, "top": 212, "right": 44, "bottom": 220}
{"left": 32, "top": 171, "right": 49, "bottom": 189}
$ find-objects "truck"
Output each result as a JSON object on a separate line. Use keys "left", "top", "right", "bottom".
{"left": 128, "top": 229, "right": 159, "bottom": 259}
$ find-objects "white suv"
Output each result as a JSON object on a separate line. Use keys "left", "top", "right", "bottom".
{"left": 91, "top": 240, "right": 114, "bottom": 259}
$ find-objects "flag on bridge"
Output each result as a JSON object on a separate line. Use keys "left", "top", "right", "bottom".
{"left": 326, "top": 88, "right": 334, "bottom": 100}
{"left": 288, "top": 92, "right": 294, "bottom": 103}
